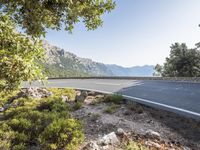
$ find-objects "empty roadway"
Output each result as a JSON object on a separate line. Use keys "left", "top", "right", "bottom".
{"left": 23, "top": 79, "right": 200, "bottom": 119}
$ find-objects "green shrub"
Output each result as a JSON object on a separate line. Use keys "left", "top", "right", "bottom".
{"left": 90, "top": 113, "right": 101, "bottom": 122}
{"left": 104, "top": 94, "right": 123, "bottom": 104}
{"left": 0, "top": 96, "right": 83, "bottom": 149}
{"left": 124, "top": 141, "right": 148, "bottom": 150}
{"left": 73, "top": 102, "right": 83, "bottom": 110}
{"left": 39, "top": 119, "right": 84, "bottom": 150}
{"left": 48, "top": 88, "right": 76, "bottom": 100}
{"left": 0, "top": 123, "right": 14, "bottom": 149}
{"left": 127, "top": 104, "right": 144, "bottom": 114}
{"left": 104, "top": 103, "right": 120, "bottom": 114}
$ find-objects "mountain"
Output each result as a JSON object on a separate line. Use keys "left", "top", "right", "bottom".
{"left": 42, "top": 41, "right": 113, "bottom": 77}
{"left": 106, "top": 64, "right": 154, "bottom": 77}
{"left": 42, "top": 41, "right": 154, "bottom": 77}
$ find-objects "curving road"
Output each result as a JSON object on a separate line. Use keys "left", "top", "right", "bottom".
{"left": 23, "top": 79, "right": 200, "bottom": 120}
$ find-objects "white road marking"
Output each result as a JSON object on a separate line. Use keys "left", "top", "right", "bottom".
{"left": 58, "top": 86, "right": 200, "bottom": 118}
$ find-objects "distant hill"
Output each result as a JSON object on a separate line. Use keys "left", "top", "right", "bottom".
{"left": 106, "top": 64, "right": 154, "bottom": 77}
{"left": 42, "top": 41, "right": 113, "bottom": 77}
{"left": 42, "top": 41, "right": 154, "bottom": 77}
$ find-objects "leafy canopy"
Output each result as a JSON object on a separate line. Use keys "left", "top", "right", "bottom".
{"left": 0, "top": 0, "right": 116, "bottom": 92}
{"left": 155, "top": 43, "right": 200, "bottom": 77}
{"left": 0, "top": 15, "right": 45, "bottom": 92}
{"left": 0, "top": 0, "right": 116, "bottom": 37}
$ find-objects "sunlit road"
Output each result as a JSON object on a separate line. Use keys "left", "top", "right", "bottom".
{"left": 23, "top": 79, "right": 200, "bottom": 119}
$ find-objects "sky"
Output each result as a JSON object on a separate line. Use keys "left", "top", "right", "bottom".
{"left": 45, "top": 0, "right": 200, "bottom": 67}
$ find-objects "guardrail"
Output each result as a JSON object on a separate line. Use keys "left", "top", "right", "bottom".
{"left": 48, "top": 76, "right": 200, "bottom": 82}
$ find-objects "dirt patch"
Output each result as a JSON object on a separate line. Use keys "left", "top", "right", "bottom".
{"left": 72, "top": 94, "right": 200, "bottom": 150}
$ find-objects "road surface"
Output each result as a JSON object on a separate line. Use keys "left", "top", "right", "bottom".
{"left": 23, "top": 79, "right": 200, "bottom": 119}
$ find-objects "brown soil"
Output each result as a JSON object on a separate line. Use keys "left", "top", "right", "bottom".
{"left": 72, "top": 98, "right": 200, "bottom": 150}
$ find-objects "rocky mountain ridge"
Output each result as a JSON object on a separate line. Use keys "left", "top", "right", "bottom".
{"left": 42, "top": 41, "right": 154, "bottom": 77}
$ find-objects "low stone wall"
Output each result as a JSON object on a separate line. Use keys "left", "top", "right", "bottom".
{"left": 48, "top": 76, "right": 200, "bottom": 82}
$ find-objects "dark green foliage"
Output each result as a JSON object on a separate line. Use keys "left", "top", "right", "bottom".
{"left": 1, "top": 0, "right": 116, "bottom": 37}
{"left": 40, "top": 119, "right": 84, "bottom": 150}
{"left": 73, "top": 102, "right": 83, "bottom": 110}
{"left": 104, "top": 94, "right": 124, "bottom": 104}
{"left": 0, "top": 96, "right": 84, "bottom": 149}
{"left": 104, "top": 103, "right": 119, "bottom": 114}
{"left": 155, "top": 43, "right": 200, "bottom": 77}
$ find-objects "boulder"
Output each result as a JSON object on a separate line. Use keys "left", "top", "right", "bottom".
{"left": 0, "top": 107, "right": 5, "bottom": 112}
{"left": 145, "top": 141, "right": 161, "bottom": 148}
{"left": 83, "top": 141, "right": 100, "bottom": 150}
{"left": 26, "top": 87, "right": 52, "bottom": 98}
{"left": 99, "top": 132, "right": 120, "bottom": 146}
{"left": 84, "top": 96, "right": 95, "bottom": 105}
{"left": 116, "top": 128, "right": 125, "bottom": 136}
{"left": 75, "top": 91, "right": 88, "bottom": 102}
{"left": 61, "top": 95, "right": 69, "bottom": 102}
{"left": 145, "top": 130, "right": 160, "bottom": 139}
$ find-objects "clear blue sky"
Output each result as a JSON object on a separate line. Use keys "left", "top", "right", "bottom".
{"left": 45, "top": 0, "right": 200, "bottom": 67}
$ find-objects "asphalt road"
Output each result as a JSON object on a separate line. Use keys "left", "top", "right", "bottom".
{"left": 23, "top": 79, "right": 200, "bottom": 119}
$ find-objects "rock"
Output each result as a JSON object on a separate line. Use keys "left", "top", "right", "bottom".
{"left": 75, "top": 91, "right": 88, "bottom": 102}
{"left": 88, "top": 91, "right": 96, "bottom": 96}
{"left": 25, "top": 87, "right": 53, "bottom": 99}
{"left": 145, "top": 130, "right": 160, "bottom": 139}
{"left": 102, "top": 145, "right": 110, "bottom": 150}
{"left": 83, "top": 141, "right": 100, "bottom": 150}
{"left": 76, "top": 90, "right": 81, "bottom": 96}
{"left": 61, "top": 95, "right": 68, "bottom": 102}
{"left": 84, "top": 96, "right": 95, "bottom": 105}
{"left": 183, "top": 146, "right": 191, "bottom": 150}
{"left": 0, "top": 107, "right": 5, "bottom": 112}
{"left": 99, "top": 132, "right": 120, "bottom": 146}
{"left": 117, "top": 128, "right": 125, "bottom": 136}
{"left": 145, "top": 141, "right": 161, "bottom": 148}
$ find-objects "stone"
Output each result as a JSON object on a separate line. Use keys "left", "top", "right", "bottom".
{"left": 88, "top": 91, "right": 96, "bottom": 96}
{"left": 61, "top": 95, "right": 68, "bottom": 102}
{"left": 0, "top": 107, "right": 5, "bottom": 112}
{"left": 145, "top": 130, "right": 160, "bottom": 139}
{"left": 84, "top": 96, "right": 95, "bottom": 104}
{"left": 83, "top": 141, "right": 100, "bottom": 150}
{"left": 99, "top": 132, "right": 120, "bottom": 146}
{"left": 145, "top": 141, "right": 161, "bottom": 148}
{"left": 117, "top": 128, "right": 125, "bottom": 136}
{"left": 75, "top": 91, "right": 88, "bottom": 102}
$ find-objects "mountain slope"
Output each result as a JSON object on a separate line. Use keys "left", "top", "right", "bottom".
{"left": 42, "top": 41, "right": 113, "bottom": 77}
{"left": 42, "top": 41, "right": 154, "bottom": 77}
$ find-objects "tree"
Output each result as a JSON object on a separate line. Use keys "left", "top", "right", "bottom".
{"left": 155, "top": 43, "right": 200, "bottom": 77}
{"left": 0, "top": 0, "right": 116, "bottom": 37}
{"left": 0, "top": 0, "right": 116, "bottom": 92}
{"left": 0, "top": 15, "right": 45, "bottom": 92}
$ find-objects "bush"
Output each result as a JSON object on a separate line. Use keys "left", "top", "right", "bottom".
{"left": 73, "top": 102, "right": 83, "bottom": 110}
{"left": 104, "top": 103, "right": 120, "bottom": 114}
{"left": 39, "top": 119, "right": 84, "bottom": 150}
{"left": 0, "top": 96, "right": 84, "bottom": 149}
{"left": 124, "top": 141, "right": 148, "bottom": 150}
{"left": 48, "top": 88, "right": 76, "bottom": 100}
{"left": 104, "top": 94, "right": 123, "bottom": 104}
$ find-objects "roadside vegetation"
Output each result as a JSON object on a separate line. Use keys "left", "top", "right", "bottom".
{"left": 0, "top": 89, "right": 83, "bottom": 150}
{"left": 154, "top": 43, "right": 200, "bottom": 77}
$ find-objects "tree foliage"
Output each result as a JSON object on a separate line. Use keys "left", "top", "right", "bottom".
{"left": 155, "top": 43, "right": 200, "bottom": 77}
{"left": 0, "top": 15, "right": 45, "bottom": 92}
{"left": 0, "top": 0, "right": 115, "bottom": 92}
{"left": 0, "top": 0, "right": 116, "bottom": 37}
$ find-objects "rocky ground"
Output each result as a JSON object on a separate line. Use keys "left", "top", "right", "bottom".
{"left": 71, "top": 90, "right": 200, "bottom": 150}
{"left": 1, "top": 88, "right": 199, "bottom": 150}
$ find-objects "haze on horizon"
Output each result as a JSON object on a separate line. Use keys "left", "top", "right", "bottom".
{"left": 45, "top": 0, "right": 200, "bottom": 67}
